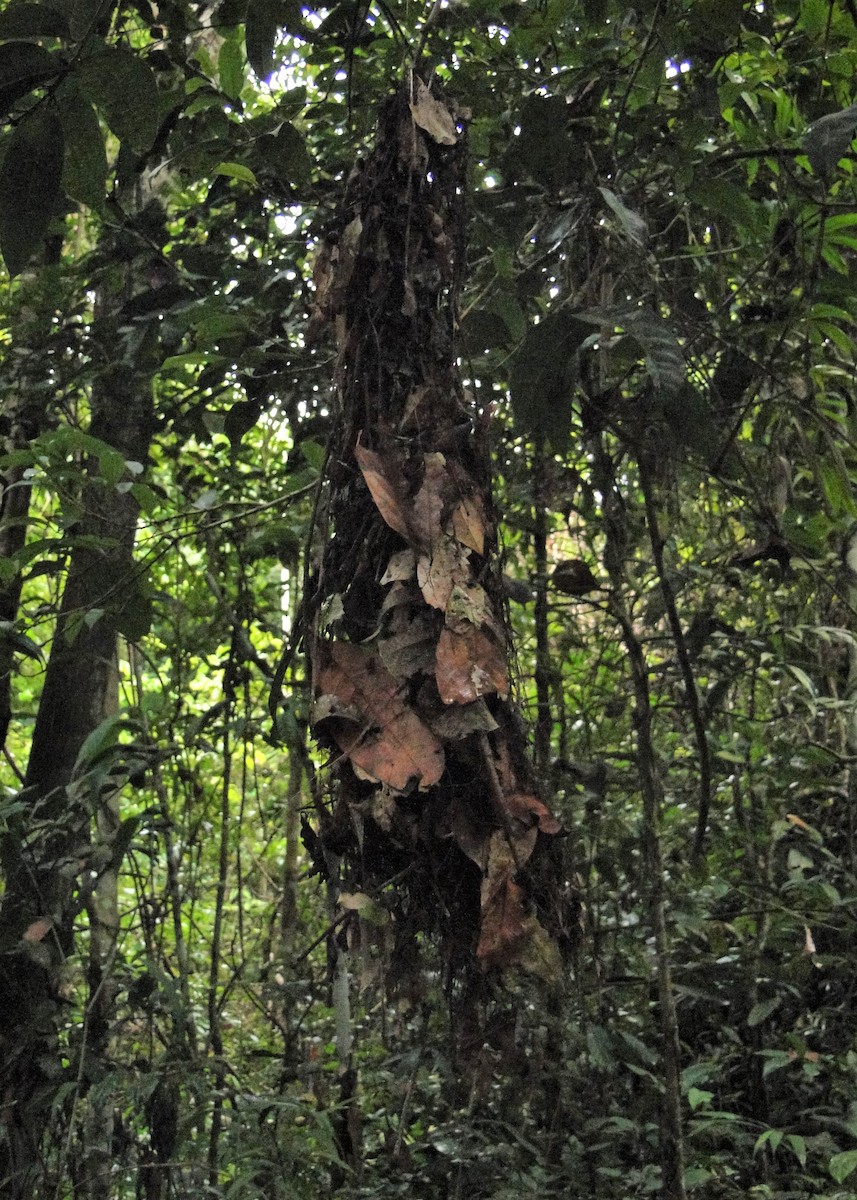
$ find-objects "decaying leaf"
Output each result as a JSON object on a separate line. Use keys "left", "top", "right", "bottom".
{"left": 355, "top": 441, "right": 410, "bottom": 539}
{"left": 409, "top": 75, "right": 458, "bottom": 146}
{"left": 410, "top": 451, "right": 451, "bottom": 547}
{"left": 429, "top": 697, "right": 498, "bottom": 739}
{"left": 379, "top": 613, "right": 437, "bottom": 679}
{"left": 315, "top": 642, "right": 444, "bottom": 791}
{"left": 446, "top": 581, "right": 498, "bottom": 632}
{"left": 381, "top": 548, "right": 416, "bottom": 584}
{"left": 436, "top": 624, "right": 509, "bottom": 703}
{"left": 505, "top": 791, "right": 563, "bottom": 834}
{"left": 477, "top": 837, "right": 531, "bottom": 967}
{"left": 417, "top": 538, "right": 469, "bottom": 610}
{"left": 452, "top": 495, "right": 486, "bottom": 555}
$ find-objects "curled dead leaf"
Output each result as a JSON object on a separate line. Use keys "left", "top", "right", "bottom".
{"left": 355, "top": 440, "right": 410, "bottom": 539}
{"left": 409, "top": 76, "right": 458, "bottom": 146}
{"left": 505, "top": 792, "right": 563, "bottom": 835}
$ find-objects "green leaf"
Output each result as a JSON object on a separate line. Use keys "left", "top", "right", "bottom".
{"left": 73, "top": 712, "right": 125, "bottom": 776}
{"left": 245, "top": 0, "right": 278, "bottom": 79}
{"left": 510, "top": 310, "right": 590, "bottom": 450}
{"left": 0, "top": 4, "right": 69, "bottom": 39}
{"left": 748, "top": 996, "right": 781, "bottom": 1027}
{"left": 224, "top": 399, "right": 261, "bottom": 446}
{"left": 804, "top": 104, "right": 857, "bottom": 177}
{"left": 0, "top": 40, "right": 61, "bottom": 117}
{"left": 0, "top": 106, "right": 64, "bottom": 277}
{"left": 77, "top": 44, "right": 159, "bottom": 153}
{"left": 56, "top": 79, "right": 107, "bottom": 211}
{"left": 599, "top": 186, "right": 647, "bottom": 247}
{"left": 265, "top": 120, "right": 311, "bottom": 185}
{"left": 214, "top": 160, "right": 258, "bottom": 185}
{"left": 755, "top": 1129, "right": 784, "bottom": 1153}
{"left": 582, "top": 306, "right": 685, "bottom": 399}
{"left": 687, "top": 1087, "right": 713, "bottom": 1110}
{"left": 785, "top": 1134, "right": 806, "bottom": 1167}
{"left": 69, "top": 0, "right": 111, "bottom": 42}
{"left": 300, "top": 439, "right": 326, "bottom": 470}
{"left": 0, "top": 622, "right": 44, "bottom": 664}
{"left": 830, "top": 1150, "right": 857, "bottom": 1183}
{"left": 116, "top": 583, "right": 153, "bottom": 641}
{"left": 245, "top": 0, "right": 303, "bottom": 79}
{"left": 218, "top": 35, "right": 243, "bottom": 101}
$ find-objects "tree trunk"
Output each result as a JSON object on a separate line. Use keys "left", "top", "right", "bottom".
{"left": 302, "top": 74, "right": 564, "bottom": 1115}
{"left": 0, "top": 337, "right": 154, "bottom": 1195}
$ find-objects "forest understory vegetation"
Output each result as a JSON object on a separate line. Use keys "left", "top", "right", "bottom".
{"left": 2, "top": 1, "right": 857, "bottom": 1197}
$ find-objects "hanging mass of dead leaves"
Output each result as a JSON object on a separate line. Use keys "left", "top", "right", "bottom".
{"left": 305, "top": 72, "right": 564, "bottom": 976}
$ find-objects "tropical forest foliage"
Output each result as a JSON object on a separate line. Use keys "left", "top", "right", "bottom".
{"left": 2, "top": 0, "right": 857, "bottom": 1197}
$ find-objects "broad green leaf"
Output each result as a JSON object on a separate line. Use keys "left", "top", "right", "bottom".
{"left": 265, "top": 120, "right": 311, "bottom": 185}
{"left": 218, "top": 35, "right": 243, "bottom": 101}
{"left": 804, "top": 104, "right": 857, "bottom": 177}
{"left": 687, "top": 1087, "right": 713, "bottom": 1110}
{"left": 0, "top": 622, "right": 44, "bottom": 664}
{"left": 69, "top": 0, "right": 111, "bottom": 41}
{"left": 0, "top": 39, "right": 61, "bottom": 116}
{"left": 300, "top": 440, "right": 326, "bottom": 470}
{"left": 245, "top": 0, "right": 280, "bottom": 80}
{"left": 510, "top": 310, "right": 590, "bottom": 450}
{"left": 224, "top": 399, "right": 262, "bottom": 446}
{"left": 73, "top": 712, "right": 125, "bottom": 776}
{"left": 512, "top": 93, "right": 576, "bottom": 188}
{"left": 77, "top": 44, "right": 159, "bottom": 153}
{"left": 214, "top": 160, "right": 258, "bottom": 185}
{"left": 0, "top": 106, "right": 64, "bottom": 277}
{"left": 786, "top": 1134, "right": 806, "bottom": 1167}
{"left": 0, "top": 3, "right": 69, "bottom": 39}
{"left": 56, "top": 79, "right": 107, "bottom": 211}
{"left": 747, "top": 996, "right": 781, "bottom": 1026}
{"left": 599, "top": 186, "right": 647, "bottom": 246}
{"left": 581, "top": 306, "right": 686, "bottom": 399}
{"left": 490, "top": 291, "right": 527, "bottom": 341}
{"left": 755, "top": 1129, "right": 784, "bottom": 1153}
{"left": 116, "top": 583, "right": 153, "bottom": 641}
{"left": 830, "top": 1150, "right": 857, "bottom": 1184}
{"left": 586, "top": 1024, "right": 613, "bottom": 1069}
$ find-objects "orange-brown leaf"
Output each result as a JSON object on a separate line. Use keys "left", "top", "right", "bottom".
{"left": 316, "top": 642, "right": 444, "bottom": 791}
{"left": 355, "top": 442, "right": 410, "bottom": 539}
{"left": 436, "top": 624, "right": 509, "bottom": 704}
{"left": 505, "top": 792, "right": 563, "bottom": 835}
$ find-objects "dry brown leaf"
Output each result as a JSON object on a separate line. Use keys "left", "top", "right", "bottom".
{"left": 381, "top": 549, "right": 416, "bottom": 585}
{"left": 505, "top": 791, "right": 563, "bottom": 835}
{"left": 378, "top": 614, "right": 437, "bottom": 680}
{"left": 409, "top": 76, "right": 458, "bottom": 146}
{"left": 315, "top": 642, "right": 444, "bottom": 791}
{"left": 355, "top": 441, "right": 410, "bottom": 539}
{"left": 436, "top": 624, "right": 509, "bottom": 704}
{"left": 410, "top": 452, "right": 450, "bottom": 547}
{"left": 452, "top": 495, "right": 486, "bottom": 555}
{"left": 477, "top": 876, "right": 530, "bottom": 967}
{"left": 430, "top": 698, "right": 498, "bottom": 740}
{"left": 446, "top": 581, "right": 496, "bottom": 631}
{"left": 417, "top": 538, "right": 468, "bottom": 610}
